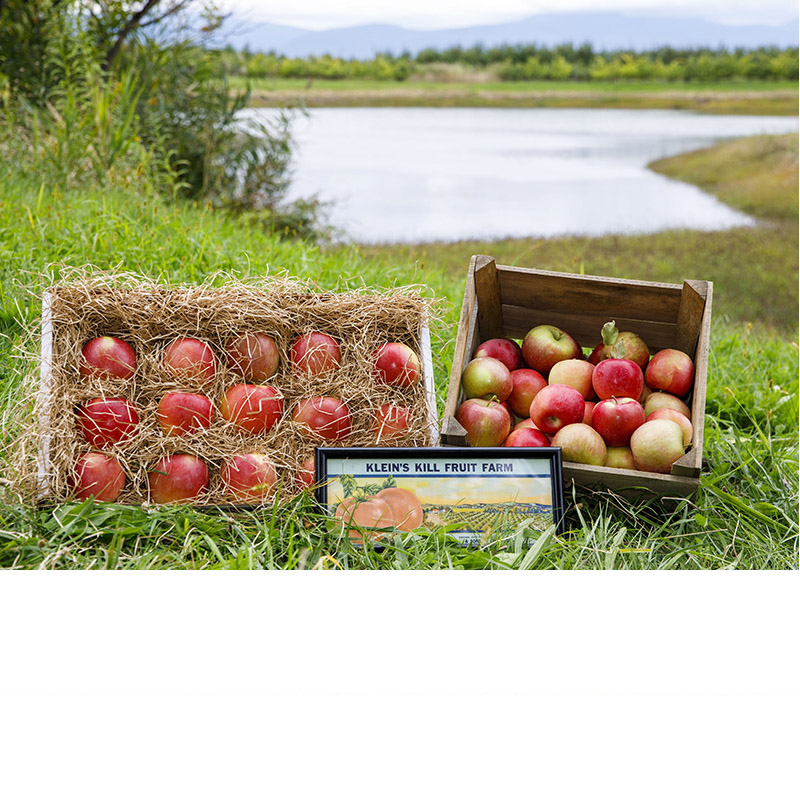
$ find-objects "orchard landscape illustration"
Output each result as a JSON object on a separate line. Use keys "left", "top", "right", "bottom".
{"left": 0, "top": 1, "right": 797, "bottom": 569}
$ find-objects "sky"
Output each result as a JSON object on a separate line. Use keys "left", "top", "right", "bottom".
{"left": 226, "top": 0, "right": 799, "bottom": 31}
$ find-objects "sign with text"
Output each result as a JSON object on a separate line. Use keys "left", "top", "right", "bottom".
{"left": 316, "top": 447, "right": 564, "bottom": 545}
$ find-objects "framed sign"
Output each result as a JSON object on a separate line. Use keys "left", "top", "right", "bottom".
{"left": 315, "top": 447, "right": 564, "bottom": 545}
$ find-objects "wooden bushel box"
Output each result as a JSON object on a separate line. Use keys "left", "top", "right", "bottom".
{"left": 440, "top": 255, "right": 713, "bottom": 497}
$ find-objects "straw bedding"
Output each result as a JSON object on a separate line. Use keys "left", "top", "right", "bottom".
{"left": 23, "top": 274, "right": 436, "bottom": 505}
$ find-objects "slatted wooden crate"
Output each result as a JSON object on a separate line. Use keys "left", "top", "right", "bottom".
{"left": 440, "top": 255, "right": 713, "bottom": 497}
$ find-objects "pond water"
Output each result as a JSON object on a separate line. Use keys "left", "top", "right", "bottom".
{"left": 240, "top": 107, "right": 798, "bottom": 243}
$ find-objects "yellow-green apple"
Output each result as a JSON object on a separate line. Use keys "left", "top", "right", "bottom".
{"left": 371, "top": 403, "right": 410, "bottom": 442}
{"left": 583, "top": 401, "right": 595, "bottom": 425}
{"left": 591, "top": 397, "right": 646, "bottom": 447}
{"left": 77, "top": 397, "right": 139, "bottom": 447}
{"left": 220, "top": 453, "right": 277, "bottom": 503}
{"left": 588, "top": 321, "right": 649, "bottom": 368}
{"left": 507, "top": 369, "right": 547, "bottom": 417}
{"left": 226, "top": 332, "right": 279, "bottom": 382}
{"left": 521, "top": 325, "right": 581, "bottom": 375}
{"left": 647, "top": 409, "right": 693, "bottom": 446}
{"left": 456, "top": 398, "right": 511, "bottom": 446}
{"left": 374, "top": 342, "right": 420, "bottom": 387}
{"left": 644, "top": 392, "right": 691, "bottom": 419}
{"left": 292, "top": 397, "right": 352, "bottom": 442}
{"left": 605, "top": 446, "right": 636, "bottom": 470}
{"left": 148, "top": 453, "right": 208, "bottom": 503}
{"left": 551, "top": 423, "right": 607, "bottom": 466}
{"left": 529, "top": 383, "right": 585, "bottom": 434}
{"left": 221, "top": 384, "right": 283, "bottom": 434}
{"left": 376, "top": 487, "right": 424, "bottom": 531}
{"left": 592, "top": 358, "right": 644, "bottom": 401}
{"left": 71, "top": 451, "right": 125, "bottom": 501}
{"left": 80, "top": 336, "right": 136, "bottom": 380}
{"left": 297, "top": 455, "right": 316, "bottom": 489}
{"left": 157, "top": 391, "right": 214, "bottom": 437}
{"left": 549, "top": 358, "right": 596, "bottom": 399}
{"left": 504, "top": 427, "right": 550, "bottom": 447}
{"left": 474, "top": 338, "right": 522, "bottom": 371}
{"left": 163, "top": 338, "right": 217, "bottom": 382}
{"left": 629, "top": 420, "right": 685, "bottom": 473}
{"left": 645, "top": 349, "right": 694, "bottom": 397}
{"left": 461, "top": 356, "right": 513, "bottom": 402}
{"left": 291, "top": 331, "right": 341, "bottom": 375}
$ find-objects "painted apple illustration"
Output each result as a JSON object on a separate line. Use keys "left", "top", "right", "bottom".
{"left": 291, "top": 332, "right": 341, "bottom": 375}
{"left": 163, "top": 338, "right": 217, "bottom": 382}
{"left": 292, "top": 397, "right": 352, "bottom": 442}
{"left": 220, "top": 384, "right": 283, "bottom": 434}
{"left": 157, "top": 391, "right": 214, "bottom": 437}
{"left": 474, "top": 337, "right": 523, "bottom": 371}
{"left": 220, "top": 453, "right": 277, "bottom": 503}
{"left": 148, "top": 454, "right": 208, "bottom": 503}
{"left": 71, "top": 452, "right": 125, "bottom": 501}
{"left": 374, "top": 342, "right": 420, "bottom": 387}
{"left": 76, "top": 397, "right": 139, "bottom": 447}
{"left": 376, "top": 487, "right": 424, "bottom": 531}
{"left": 80, "top": 336, "right": 136, "bottom": 380}
{"left": 226, "top": 332, "right": 280, "bottom": 382}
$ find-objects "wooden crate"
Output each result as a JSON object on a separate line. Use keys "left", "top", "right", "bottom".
{"left": 440, "top": 255, "right": 713, "bottom": 497}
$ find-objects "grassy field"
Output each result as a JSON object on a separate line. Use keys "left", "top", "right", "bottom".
{"left": 0, "top": 133, "right": 796, "bottom": 569}
{"left": 237, "top": 77, "right": 799, "bottom": 115}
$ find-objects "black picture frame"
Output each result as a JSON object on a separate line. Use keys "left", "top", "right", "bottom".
{"left": 315, "top": 446, "right": 565, "bottom": 544}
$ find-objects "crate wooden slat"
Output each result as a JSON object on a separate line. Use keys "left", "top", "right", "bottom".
{"left": 441, "top": 255, "right": 713, "bottom": 498}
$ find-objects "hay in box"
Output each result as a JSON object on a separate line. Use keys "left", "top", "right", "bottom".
{"left": 35, "top": 277, "right": 438, "bottom": 506}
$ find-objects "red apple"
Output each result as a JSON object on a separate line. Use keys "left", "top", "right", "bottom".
{"left": 588, "top": 321, "right": 650, "bottom": 368}
{"left": 592, "top": 358, "right": 644, "bottom": 401}
{"left": 529, "top": 384, "right": 585, "bottom": 434}
{"left": 630, "top": 420, "right": 686, "bottom": 474}
{"left": 76, "top": 398, "right": 139, "bottom": 447}
{"left": 163, "top": 338, "right": 217, "bottom": 382}
{"left": 461, "top": 356, "right": 513, "bottom": 402}
{"left": 549, "top": 359, "right": 596, "bottom": 399}
{"left": 297, "top": 455, "right": 316, "bottom": 489}
{"left": 503, "top": 427, "right": 550, "bottom": 447}
{"left": 292, "top": 397, "right": 352, "bottom": 442}
{"left": 645, "top": 349, "right": 695, "bottom": 397}
{"left": 220, "top": 453, "right": 277, "bottom": 503}
{"left": 510, "top": 418, "right": 536, "bottom": 433}
{"left": 148, "top": 454, "right": 208, "bottom": 504}
{"left": 455, "top": 398, "right": 511, "bottom": 447}
{"left": 605, "top": 446, "right": 636, "bottom": 470}
{"left": 647, "top": 408, "right": 693, "bottom": 446}
{"left": 221, "top": 384, "right": 283, "bottom": 434}
{"left": 591, "top": 397, "right": 646, "bottom": 447}
{"left": 371, "top": 404, "right": 411, "bottom": 442}
{"left": 521, "top": 325, "right": 581, "bottom": 375}
{"left": 290, "top": 332, "right": 341, "bottom": 375}
{"left": 474, "top": 338, "right": 523, "bottom": 371}
{"left": 376, "top": 487, "right": 424, "bottom": 531}
{"left": 71, "top": 452, "right": 125, "bottom": 501}
{"left": 551, "top": 423, "right": 607, "bottom": 466}
{"left": 644, "top": 392, "right": 691, "bottom": 419}
{"left": 80, "top": 336, "right": 136, "bottom": 380}
{"left": 583, "top": 401, "right": 595, "bottom": 425}
{"left": 639, "top": 382, "right": 653, "bottom": 405}
{"left": 505, "top": 368, "right": 546, "bottom": 417}
{"left": 226, "top": 332, "right": 280, "bottom": 382}
{"left": 374, "top": 342, "right": 420, "bottom": 387}
{"left": 157, "top": 391, "right": 214, "bottom": 437}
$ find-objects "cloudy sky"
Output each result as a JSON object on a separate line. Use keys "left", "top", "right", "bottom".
{"left": 226, "top": 0, "right": 799, "bottom": 30}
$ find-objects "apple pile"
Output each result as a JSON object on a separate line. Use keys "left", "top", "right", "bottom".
{"left": 456, "top": 321, "right": 696, "bottom": 474}
{"left": 71, "top": 330, "right": 423, "bottom": 504}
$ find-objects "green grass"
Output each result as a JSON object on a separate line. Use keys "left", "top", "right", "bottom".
{"left": 0, "top": 132, "right": 797, "bottom": 569}
{"left": 238, "top": 77, "right": 799, "bottom": 115}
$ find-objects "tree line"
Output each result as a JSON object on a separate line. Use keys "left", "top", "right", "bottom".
{"left": 220, "top": 44, "right": 799, "bottom": 82}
